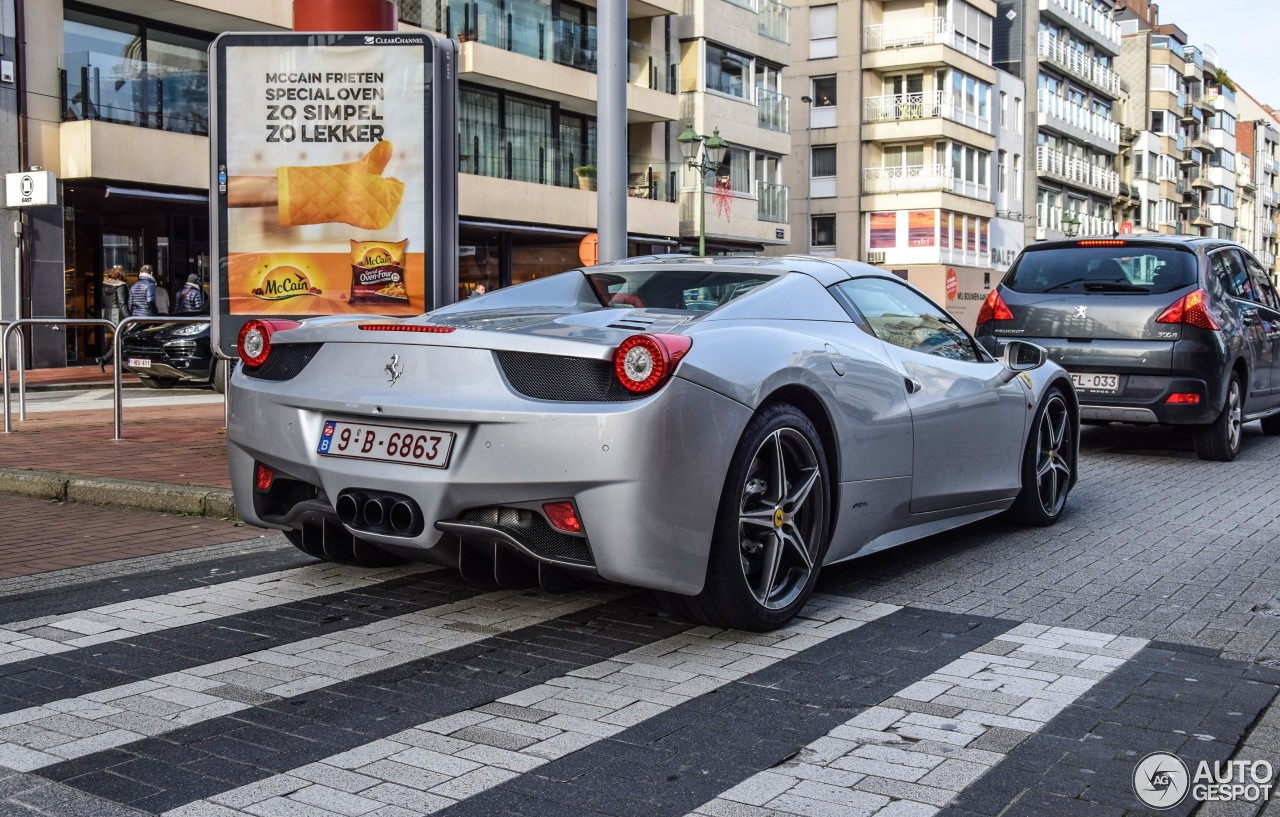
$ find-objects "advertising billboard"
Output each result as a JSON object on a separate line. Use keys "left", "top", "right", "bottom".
{"left": 210, "top": 33, "right": 457, "bottom": 357}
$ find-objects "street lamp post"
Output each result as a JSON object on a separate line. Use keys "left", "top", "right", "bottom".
{"left": 677, "top": 122, "right": 728, "bottom": 256}
{"left": 1062, "top": 211, "right": 1082, "bottom": 238}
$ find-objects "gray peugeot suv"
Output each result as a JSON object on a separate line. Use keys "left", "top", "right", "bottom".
{"left": 974, "top": 237, "right": 1280, "bottom": 461}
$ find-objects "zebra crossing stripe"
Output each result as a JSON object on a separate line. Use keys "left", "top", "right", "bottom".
{"left": 0, "top": 588, "right": 618, "bottom": 773}
{"left": 0, "top": 572, "right": 482, "bottom": 717}
{"left": 687, "top": 623, "right": 1149, "bottom": 817}
{"left": 0, "top": 562, "right": 435, "bottom": 667}
{"left": 158, "top": 597, "right": 907, "bottom": 817}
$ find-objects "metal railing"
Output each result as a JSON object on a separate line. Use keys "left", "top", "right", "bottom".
{"left": 60, "top": 51, "right": 209, "bottom": 136}
{"left": 1037, "top": 89, "right": 1120, "bottom": 144}
{"left": 756, "top": 86, "right": 789, "bottom": 132}
{"left": 1041, "top": 0, "right": 1121, "bottom": 50}
{"left": 2, "top": 316, "right": 208, "bottom": 439}
{"left": 758, "top": 0, "right": 789, "bottom": 43}
{"left": 756, "top": 181, "right": 788, "bottom": 223}
{"left": 1037, "top": 33, "right": 1121, "bottom": 97}
{"left": 1035, "top": 144, "right": 1119, "bottom": 196}
{"left": 863, "top": 163, "right": 954, "bottom": 194}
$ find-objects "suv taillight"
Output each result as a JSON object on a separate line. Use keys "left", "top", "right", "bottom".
{"left": 976, "top": 289, "right": 1014, "bottom": 325}
{"left": 1155, "top": 288, "right": 1219, "bottom": 330}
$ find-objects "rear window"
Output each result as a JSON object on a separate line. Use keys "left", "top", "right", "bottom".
{"left": 585, "top": 269, "right": 774, "bottom": 312}
{"left": 1005, "top": 245, "right": 1198, "bottom": 295}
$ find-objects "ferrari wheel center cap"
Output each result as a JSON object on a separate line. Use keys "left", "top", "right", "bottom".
{"left": 773, "top": 508, "right": 785, "bottom": 528}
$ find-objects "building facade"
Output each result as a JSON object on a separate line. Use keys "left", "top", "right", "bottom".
{"left": 1237, "top": 91, "right": 1280, "bottom": 278}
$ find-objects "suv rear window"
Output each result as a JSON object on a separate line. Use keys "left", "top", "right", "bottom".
{"left": 1004, "top": 245, "right": 1198, "bottom": 294}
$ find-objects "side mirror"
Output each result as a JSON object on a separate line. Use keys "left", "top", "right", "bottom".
{"left": 998, "top": 340, "right": 1047, "bottom": 383}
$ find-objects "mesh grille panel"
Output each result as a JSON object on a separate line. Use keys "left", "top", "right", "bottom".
{"left": 495, "top": 351, "right": 644, "bottom": 402}
{"left": 122, "top": 337, "right": 165, "bottom": 355}
{"left": 460, "top": 506, "right": 594, "bottom": 564}
{"left": 244, "top": 343, "right": 323, "bottom": 382}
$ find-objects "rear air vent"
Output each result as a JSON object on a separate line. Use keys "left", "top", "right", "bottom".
{"left": 495, "top": 351, "right": 646, "bottom": 402}
{"left": 606, "top": 314, "right": 659, "bottom": 331}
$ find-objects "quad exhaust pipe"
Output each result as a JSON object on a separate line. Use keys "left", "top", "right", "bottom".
{"left": 336, "top": 490, "right": 423, "bottom": 536}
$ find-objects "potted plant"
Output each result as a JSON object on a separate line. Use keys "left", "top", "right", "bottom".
{"left": 574, "top": 165, "right": 596, "bottom": 191}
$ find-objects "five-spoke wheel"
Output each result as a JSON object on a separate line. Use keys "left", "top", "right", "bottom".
{"left": 1012, "top": 387, "right": 1076, "bottom": 526}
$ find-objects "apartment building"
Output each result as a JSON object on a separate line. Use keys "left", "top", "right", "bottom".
{"left": 995, "top": 0, "right": 1122, "bottom": 242}
{"left": 1237, "top": 90, "right": 1280, "bottom": 278}
{"left": 676, "top": 0, "right": 793, "bottom": 253}
{"left": 1114, "top": 23, "right": 1182, "bottom": 236}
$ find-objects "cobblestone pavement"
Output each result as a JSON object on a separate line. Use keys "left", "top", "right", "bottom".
{"left": 2, "top": 424, "right": 1280, "bottom": 817}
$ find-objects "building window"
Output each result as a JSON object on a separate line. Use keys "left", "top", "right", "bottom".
{"left": 811, "top": 75, "right": 836, "bottom": 108}
{"left": 1014, "top": 153, "right": 1022, "bottom": 190}
{"left": 705, "top": 42, "right": 751, "bottom": 99}
{"left": 999, "top": 91, "right": 1007, "bottom": 127}
{"left": 811, "top": 145, "right": 836, "bottom": 178}
{"left": 1015, "top": 97, "right": 1023, "bottom": 132}
{"left": 712, "top": 145, "right": 753, "bottom": 193}
{"left": 811, "top": 214, "right": 836, "bottom": 248}
{"left": 809, "top": 5, "right": 837, "bottom": 59}
{"left": 998, "top": 150, "right": 1007, "bottom": 193}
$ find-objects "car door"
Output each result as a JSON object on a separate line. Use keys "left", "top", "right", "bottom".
{"left": 1241, "top": 251, "right": 1280, "bottom": 401}
{"left": 834, "top": 277, "right": 1028, "bottom": 514}
{"left": 1209, "top": 249, "right": 1270, "bottom": 406}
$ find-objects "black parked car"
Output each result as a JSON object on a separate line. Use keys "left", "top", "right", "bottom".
{"left": 121, "top": 321, "right": 230, "bottom": 393}
{"left": 975, "top": 236, "right": 1280, "bottom": 461}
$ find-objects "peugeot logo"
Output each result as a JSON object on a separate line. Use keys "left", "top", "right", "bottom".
{"left": 1074, "top": 305, "right": 1088, "bottom": 319}
{"left": 385, "top": 354, "right": 404, "bottom": 386}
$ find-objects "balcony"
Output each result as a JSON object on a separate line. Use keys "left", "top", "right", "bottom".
{"left": 863, "top": 163, "right": 953, "bottom": 194}
{"left": 1265, "top": 189, "right": 1280, "bottom": 207}
{"left": 60, "top": 51, "right": 208, "bottom": 136}
{"left": 444, "top": 0, "right": 674, "bottom": 93}
{"left": 1239, "top": 173, "right": 1257, "bottom": 192}
{"left": 862, "top": 90, "right": 990, "bottom": 133}
{"left": 1037, "top": 32, "right": 1121, "bottom": 98}
{"left": 756, "top": 181, "right": 788, "bottom": 223}
{"left": 1185, "top": 165, "right": 1213, "bottom": 190}
{"left": 1263, "top": 221, "right": 1278, "bottom": 238}
{"left": 1036, "top": 204, "right": 1115, "bottom": 237}
{"left": 862, "top": 17, "right": 991, "bottom": 65}
{"left": 1186, "top": 207, "right": 1212, "bottom": 227}
{"left": 1038, "top": 0, "right": 1121, "bottom": 55}
{"left": 1265, "top": 157, "right": 1280, "bottom": 175}
{"left": 1036, "top": 89, "right": 1120, "bottom": 151}
{"left": 1263, "top": 251, "right": 1277, "bottom": 270}
{"left": 1036, "top": 144, "right": 1119, "bottom": 196}
{"left": 756, "top": 87, "right": 789, "bottom": 133}
{"left": 627, "top": 158, "right": 681, "bottom": 202}
{"left": 758, "top": 0, "right": 790, "bottom": 44}
{"left": 1120, "top": 126, "right": 1136, "bottom": 144}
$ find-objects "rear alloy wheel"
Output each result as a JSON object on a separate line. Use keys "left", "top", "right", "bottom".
{"left": 1194, "top": 373, "right": 1243, "bottom": 461}
{"left": 1011, "top": 388, "right": 1074, "bottom": 526}
{"left": 658, "top": 404, "right": 830, "bottom": 631}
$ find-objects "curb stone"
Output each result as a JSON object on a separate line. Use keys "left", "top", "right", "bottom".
{"left": 0, "top": 468, "right": 238, "bottom": 521}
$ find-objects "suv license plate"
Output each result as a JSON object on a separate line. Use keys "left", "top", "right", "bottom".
{"left": 317, "top": 421, "right": 455, "bottom": 469}
{"left": 1071, "top": 372, "right": 1120, "bottom": 393}
{"left": 127, "top": 358, "right": 152, "bottom": 368}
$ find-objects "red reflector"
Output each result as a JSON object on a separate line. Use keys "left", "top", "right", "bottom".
{"left": 254, "top": 464, "right": 274, "bottom": 492}
{"left": 1076, "top": 240, "right": 1128, "bottom": 246}
{"left": 357, "top": 324, "right": 457, "bottom": 333}
{"left": 1165, "top": 393, "right": 1201, "bottom": 404}
{"left": 542, "top": 502, "right": 582, "bottom": 533}
{"left": 976, "top": 289, "right": 1014, "bottom": 325}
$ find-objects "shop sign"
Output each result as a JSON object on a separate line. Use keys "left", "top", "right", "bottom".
{"left": 5, "top": 171, "right": 56, "bottom": 207}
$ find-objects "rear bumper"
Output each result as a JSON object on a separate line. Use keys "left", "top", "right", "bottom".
{"left": 227, "top": 368, "right": 751, "bottom": 596}
{"left": 980, "top": 335, "right": 1226, "bottom": 425}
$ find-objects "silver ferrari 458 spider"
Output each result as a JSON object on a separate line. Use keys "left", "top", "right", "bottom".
{"left": 227, "top": 255, "right": 1079, "bottom": 630}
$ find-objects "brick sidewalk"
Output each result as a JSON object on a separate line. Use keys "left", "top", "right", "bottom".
{"left": 0, "top": 494, "right": 268, "bottom": 580}
{"left": 6, "top": 364, "right": 140, "bottom": 389}
{"left": 0, "top": 402, "right": 230, "bottom": 489}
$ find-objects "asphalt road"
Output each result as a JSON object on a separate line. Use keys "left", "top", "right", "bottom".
{"left": 1, "top": 423, "right": 1280, "bottom": 817}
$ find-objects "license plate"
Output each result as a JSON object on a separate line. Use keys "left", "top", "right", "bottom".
{"left": 317, "top": 421, "right": 455, "bottom": 469}
{"left": 1070, "top": 372, "right": 1121, "bottom": 393}
{"left": 127, "top": 358, "right": 152, "bottom": 369}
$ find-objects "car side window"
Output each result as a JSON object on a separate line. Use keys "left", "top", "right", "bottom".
{"left": 1243, "top": 253, "right": 1280, "bottom": 311}
{"left": 835, "top": 278, "right": 980, "bottom": 363}
{"left": 1211, "top": 250, "right": 1258, "bottom": 302}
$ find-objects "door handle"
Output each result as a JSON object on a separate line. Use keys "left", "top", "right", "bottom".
{"left": 904, "top": 377, "right": 922, "bottom": 394}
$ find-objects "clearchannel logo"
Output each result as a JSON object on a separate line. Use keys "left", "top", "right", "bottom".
{"left": 363, "top": 36, "right": 424, "bottom": 45}
{"left": 1134, "top": 752, "right": 1274, "bottom": 810}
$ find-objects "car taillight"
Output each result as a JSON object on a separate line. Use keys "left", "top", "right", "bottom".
{"left": 1156, "top": 288, "right": 1218, "bottom": 330}
{"left": 255, "top": 464, "right": 274, "bottom": 492}
{"left": 612, "top": 333, "right": 692, "bottom": 395}
{"left": 976, "top": 289, "right": 1014, "bottom": 325}
{"left": 238, "top": 319, "right": 301, "bottom": 368}
{"left": 542, "top": 502, "right": 582, "bottom": 533}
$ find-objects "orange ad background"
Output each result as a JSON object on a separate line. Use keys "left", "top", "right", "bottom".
{"left": 228, "top": 252, "right": 425, "bottom": 316}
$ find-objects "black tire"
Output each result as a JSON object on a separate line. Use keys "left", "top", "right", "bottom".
{"left": 138, "top": 375, "right": 178, "bottom": 389}
{"left": 1261, "top": 413, "right": 1280, "bottom": 436}
{"left": 656, "top": 404, "right": 831, "bottom": 632}
{"left": 1011, "top": 387, "right": 1075, "bottom": 527}
{"left": 212, "top": 361, "right": 228, "bottom": 394}
{"left": 1194, "top": 373, "right": 1243, "bottom": 461}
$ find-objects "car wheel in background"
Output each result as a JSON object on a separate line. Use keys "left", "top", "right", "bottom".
{"left": 138, "top": 375, "right": 178, "bottom": 389}
{"left": 1259, "top": 412, "right": 1280, "bottom": 436}
{"left": 1011, "top": 387, "right": 1075, "bottom": 527}
{"left": 1193, "top": 373, "right": 1243, "bottom": 462}
{"left": 212, "top": 361, "right": 228, "bottom": 394}
{"left": 658, "top": 403, "right": 831, "bottom": 632}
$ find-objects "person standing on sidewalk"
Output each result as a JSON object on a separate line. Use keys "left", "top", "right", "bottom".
{"left": 174, "top": 273, "right": 207, "bottom": 314}
{"left": 154, "top": 271, "right": 172, "bottom": 315}
{"left": 128, "top": 266, "right": 158, "bottom": 318}
{"left": 96, "top": 266, "right": 131, "bottom": 371}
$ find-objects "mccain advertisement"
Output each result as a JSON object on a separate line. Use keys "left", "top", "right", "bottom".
{"left": 222, "top": 42, "right": 427, "bottom": 316}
